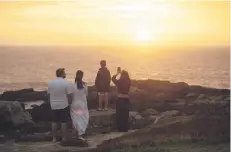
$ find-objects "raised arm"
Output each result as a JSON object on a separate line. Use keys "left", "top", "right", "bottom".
{"left": 112, "top": 74, "right": 119, "bottom": 85}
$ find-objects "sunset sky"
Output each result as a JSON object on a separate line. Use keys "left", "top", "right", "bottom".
{"left": 0, "top": 0, "right": 230, "bottom": 47}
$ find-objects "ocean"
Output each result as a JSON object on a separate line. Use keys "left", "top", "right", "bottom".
{"left": 0, "top": 46, "right": 229, "bottom": 93}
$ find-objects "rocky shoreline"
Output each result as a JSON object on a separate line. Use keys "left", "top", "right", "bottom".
{"left": 0, "top": 79, "right": 229, "bottom": 152}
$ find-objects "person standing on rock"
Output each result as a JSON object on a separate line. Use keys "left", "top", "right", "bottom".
{"left": 47, "top": 68, "right": 73, "bottom": 143}
{"left": 70, "top": 70, "right": 89, "bottom": 142}
{"left": 112, "top": 69, "right": 131, "bottom": 132}
{"left": 95, "top": 60, "right": 111, "bottom": 111}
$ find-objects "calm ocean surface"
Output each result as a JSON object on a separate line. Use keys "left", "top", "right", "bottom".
{"left": 0, "top": 46, "right": 229, "bottom": 93}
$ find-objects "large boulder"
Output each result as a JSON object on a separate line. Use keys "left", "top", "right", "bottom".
{"left": 188, "top": 86, "right": 230, "bottom": 96}
{"left": 0, "top": 101, "right": 34, "bottom": 131}
{"left": 18, "top": 91, "right": 47, "bottom": 101}
{"left": 87, "top": 91, "right": 98, "bottom": 109}
{"left": 0, "top": 88, "right": 34, "bottom": 101}
{"left": 88, "top": 109, "right": 116, "bottom": 128}
{"left": 0, "top": 89, "right": 48, "bottom": 102}
{"left": 27, "top": 103, "right": 55, "bottom": 122}
{"left": 131, "top": 80, "right": 189, "bottom": 100}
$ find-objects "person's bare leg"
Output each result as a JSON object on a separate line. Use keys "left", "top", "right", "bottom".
{"left": 52, "top": 122, "right": 58, "bottom": 142}
{"left": 104, "top": 93, "right": 108, "bottom": 110}
{"left": 98, "top": 94, "right": 103, "bottom": 110}
{"left": 72, "top": 123, "right": 76, "bottom": 138}
{"left": 72, "top": 123, "right": 80, "bottom": 139}
{"left": 61, "top": 123, "right": 68, "bottom": 142}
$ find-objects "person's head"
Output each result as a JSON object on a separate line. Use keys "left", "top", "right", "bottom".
{"left": 75, "top": 70, "right": 83, "bottom": 80}
{"left": 75, "top": 70, "right": 84, "bottom": 89}
{"left": 120, "top": 70, "right": 130, "bottom": 80}
{"left": 56, "top": 68, "right": 66, "bottom": 78}
{"left": 100, "top": 60, "right": 106, "bottom": 68}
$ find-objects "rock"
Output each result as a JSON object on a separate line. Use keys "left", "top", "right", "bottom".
{"left": 160, "top": 110, "right": 180, "bottom": 118}
{"left": 224, "top": 97, "right": 230, "bottom": 102}
{"left": 27, "top": 103, "right": 55, "bottom": 122}
{"left": 142, "top": 108, "right": 159, "bottom": 116}
{"left": 130, "top": 87, "right": 145, "bottom": 93}
{"left": 129, "top": 111, "right": 152, "bottom": 129}
{"left": 149, "top": 115, "right": 162, "bottom": 124}
{"left": 192, "top": 98, "right": 228, "bottom": 105}
{"left": 208, "top": 95, "right": 227, "bottom": 101}
{"left": 129, "top": 111, "right": 143, "bottom": 121}
{"left": 88, "top": 109, "right": 116, "bottom": 128}
{"left": 20, "top": 103, "right": 25, "bottom": 111}
{"left": 19, "top": 91, "right": 48, "bottom": 101}
{"left": 0, "top": 88, "right": 34, "bottom": 101}
{"left": 186, "top": 93, "right": 197, "bottom": 98}
{"left": 175, "top": 99, "right": 186, "bottom": 105}
{"left": 30, "top": 104, "right": 40, "bottom": 109}
{"left": 0, "top": 89, "right": 48, "bottom": 102}
{"left": 131, "top": 80, "right": 189, "bottom": 99}
{"left": 88, "top": 110, "right": 146, "bottom": 129}
{"left": 168, "top": 100, "right": 186, "bottom": 107}
{"left": 87, "top": 91, "right": 98, "bottom": 109}
{"left": 0, "top": 101, "right": 34, "bottom": 131}
{"left": 197, "top": 94, "right": 206, "bottom": 100}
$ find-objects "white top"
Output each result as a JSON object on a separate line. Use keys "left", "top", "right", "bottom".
{"left": 71, "top": 83, "right": 88, "bottom": 109}
{"left": 70, "top": 82, "right": 89, "bottom": 136}
{"left": 48, "top": 77, "right": 73, "bottom": 110}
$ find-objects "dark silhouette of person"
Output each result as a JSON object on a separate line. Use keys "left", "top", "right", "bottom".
{"left": 95, "top": 60, "right": 111, "bottom": 111}
{"left": 112, "top": 69, "right": 131, "bottom": 132}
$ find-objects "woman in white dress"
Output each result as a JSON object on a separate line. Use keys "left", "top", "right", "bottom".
{"left": 71, "top": 70, "right": 89, "bottom": 141}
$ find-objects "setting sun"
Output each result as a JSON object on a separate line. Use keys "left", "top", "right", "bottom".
{"left": 0, "top": 1, "right": 229, "bottom": 47}
{"left": 136, "top": 30, "right": 151, "bottom": 42}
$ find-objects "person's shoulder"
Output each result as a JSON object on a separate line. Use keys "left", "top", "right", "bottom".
{"left": 98, "top": 68, "right": 102, "bottom": 72}
{"left": 48, "top": 79, "right": 57, "bottom": 85}
{"left": 106, "top": 68, "right": 110, "bottom": 73}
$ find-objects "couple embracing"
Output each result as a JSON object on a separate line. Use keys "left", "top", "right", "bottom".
{"left": 47, "top": 68, "right": 88, "bottom": 144}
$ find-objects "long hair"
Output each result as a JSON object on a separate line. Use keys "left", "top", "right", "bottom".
{"left": 119, "top": 70, "right": 131, "bottom": 84}
{"left": 75, "top": 70, "right": 84, "bottom": 89}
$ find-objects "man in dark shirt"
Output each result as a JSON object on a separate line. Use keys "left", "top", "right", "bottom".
{"left": 95, "top": 60, "right": 111, "bottom": 111}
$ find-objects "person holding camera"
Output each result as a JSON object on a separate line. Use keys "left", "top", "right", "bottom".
{"left": 112, "top": 67, "right": 131, "bottom": 132}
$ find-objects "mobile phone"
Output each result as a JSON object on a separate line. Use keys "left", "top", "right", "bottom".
{"left": 117, "top": 67, "right": 121, "bottom": 73}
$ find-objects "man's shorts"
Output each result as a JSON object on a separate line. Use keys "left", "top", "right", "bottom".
{"left": 98, "top": 92, "right": 109, "bottom": 100}
{"left": 51, "top": 106, "right": 70, "bottom": 123}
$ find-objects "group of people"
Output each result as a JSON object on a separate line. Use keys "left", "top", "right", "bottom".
{"left": 47, "top": 60, "right": 131, "bottom": 144}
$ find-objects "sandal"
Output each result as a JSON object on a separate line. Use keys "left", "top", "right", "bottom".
{"left": 97, "top": 108, "right": 103, "bottom": 111}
